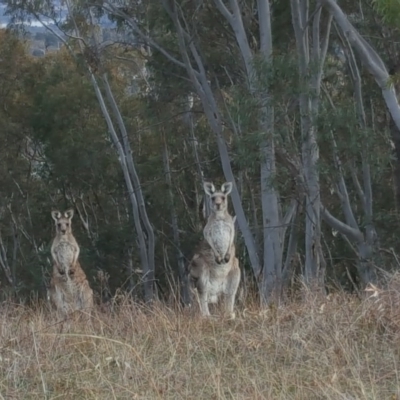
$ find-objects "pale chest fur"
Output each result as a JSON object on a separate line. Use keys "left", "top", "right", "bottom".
{"left": 52, "top": 238, "right": 77, "bottom": 268}
{"left": 204, "top": 219, "right": 233, "bottom": 256}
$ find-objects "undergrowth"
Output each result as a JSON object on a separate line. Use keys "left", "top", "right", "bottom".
{"left": 1, "top": 276, "right": 400, "bottom": 399}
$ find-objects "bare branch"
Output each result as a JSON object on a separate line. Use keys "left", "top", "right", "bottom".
{"left": 163, "top": 0, "right": 262, "bottom": 278}
{"left": 336, "top": 23, "right": 372, "bottom": 218}
{"left": 330, "top": 133, "right": 359, "bottom": 229}
{"left": 312, "top": 3, "right": 322, "bottom": 63}
{"left": 321, "top": 205, "right": 363, "bottom": 242}
{"left": 321, "top": 0, "right": 400, "bottom": 133}
{"left": 311, "top": 3, "right": 332, "bottom": 98}
{"left": 212, "top": 0, "right": 254, "bottom": 79}
{"left": 102, "top": 1, "right": 195, "bottom": 74}
{"left": 320, "top": 14, "right": 333, "bottom": 68}
{"left": 282, "top": 199, "right": 298, "bottom": 237}
{"left": 213, "top": 0, "right": 233, "bottom": 22}
{"left": 350, "top": 166, "right": 367, "bottom": 212}
{"left": 322, "top": 0, "right": 386, "bottom": 75}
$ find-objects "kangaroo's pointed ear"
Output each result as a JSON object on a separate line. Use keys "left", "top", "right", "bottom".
{"left": 221, "top": 182, "right": 233, "bottom": 195}
{"left": 51, "top": 211, "right": 61, "bottom": 221}
{"left": 203, "top": 182, "right": 216, "bottom": 196}
{"left": 64, "top": 209, "right": 74, "bottom": 220}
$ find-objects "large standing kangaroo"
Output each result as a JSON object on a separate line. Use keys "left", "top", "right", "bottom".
{"left": 187, "top": 182, "right": 240, "bottom": 318}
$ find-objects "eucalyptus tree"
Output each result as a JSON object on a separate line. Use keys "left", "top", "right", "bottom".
{"left": 4, "top": 0, "right": 157, "bottom": 302}
{"left": 289, "top": 0, "right": 333, "bottom": 285}
{"left": 99, "top": 0, "right": 304, "bottom": 303}
{"left": 310, "top": 0, "right": 400, "bottom": 283}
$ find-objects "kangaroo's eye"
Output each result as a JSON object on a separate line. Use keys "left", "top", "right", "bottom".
{"left": 221, "top": 196, "right": 225, "bottom": 201}
{"left": 66, "top": 223, "right": 69, "bottom": 227}
{"left": 59, "top": 270, "right": 65, "bottom": 275}
{"left": 69, "top": 270, "right": 75, "bottom": 275}
{"left": 57, "top": 223, "right": 61, "bottom": 228}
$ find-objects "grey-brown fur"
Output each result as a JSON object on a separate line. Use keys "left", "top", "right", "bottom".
{"left": 49, "top": 209, "right": 93, "bottom": 314}
{"left": 49, "top": 260, "right": 94, "bottom": 315}
{"left": 187, "top": 237, "right": 240, "bottom": 319}
{"left": 203, "top": 182, "right": 235, "bottom": 264}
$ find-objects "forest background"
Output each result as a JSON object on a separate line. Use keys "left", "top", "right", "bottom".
{"left": 0, "top": 0, "right": 400, "bottom": 306}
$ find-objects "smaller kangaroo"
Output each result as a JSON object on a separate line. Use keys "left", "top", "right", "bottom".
{"left": 49, "top": 209, "right": 93, "bottom": 314}
{"left": 203, "top": 182, "right": 235, "bottom": 264}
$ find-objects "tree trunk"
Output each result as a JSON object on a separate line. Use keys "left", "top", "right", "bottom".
{"left": 290, "top": 0, "right": 332, "bottom": 287}
{"left": 102, "top": 74, "right": 155, "bottom": 302}
{"left": 162, "top": 129, "right": 191, "bottom": 305}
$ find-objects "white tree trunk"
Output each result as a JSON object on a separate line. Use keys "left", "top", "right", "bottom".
{"left": 290, "top": 0, "right": 332, "bottom": 286}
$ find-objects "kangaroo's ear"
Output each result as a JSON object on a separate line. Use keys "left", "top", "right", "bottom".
{"left": 64, "top": 209, "right": 74, "bottom": 220}
{"left": 203, "top": 182, "right": 216, "bottom": 196}
{"left": 221, "top": 182, "right": 233, "bottom": 195}
{"left": 51, "top": 211, "right": 61, "bottom": 221}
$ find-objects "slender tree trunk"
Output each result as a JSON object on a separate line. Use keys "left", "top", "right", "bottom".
{"left": 42, "top": 0, "right": 156, "bottom": 302}
{"left": 90, "top": 73, "right": 153, "bottom": 301}
{"left": 102, "top": 74, "right": 155, "bottom": 301}
{"left": 183, "top": 94, "right": 211, "bottom": 220}
{"left": 260, "top": 135, "right": 282, "bottom": 302}
{"left": 166, "top": 2, "right": 263, "bottom": 279}
{"left": 282, "top": 203, "right": 300, "bottom": 291}
{"left": 162, "top": 129, "right": 191, "bottom": 305}
{"left": 291, "top": 0, "right": 332, "bottom": 287}
{"left": 213, "top": 0, "right": 284, "bottom": 302}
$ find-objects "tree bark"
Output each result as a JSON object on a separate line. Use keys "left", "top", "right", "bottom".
{"left": 162, "top": 129, "right": 191, "bottom": 305}
{"left": 290, "top": 0, "right": 332, "bottom": 286}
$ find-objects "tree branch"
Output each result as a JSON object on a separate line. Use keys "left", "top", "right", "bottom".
{"left": 321, "top": 0, "right": 400, "bottom": 133}
{"left": 213, "top": 0, "right": 254, "bottom": 80}
{"left": 321, "top": 205, "right": 363, "bottom": 242}
{"left": 102, "top": 1, "right": 196, "bottom": 75}
{"left": 330, "top": 133, "right": 359, "bottom": 229}
{"left": 213, "top": 0, "right": 233, "bottom": 23}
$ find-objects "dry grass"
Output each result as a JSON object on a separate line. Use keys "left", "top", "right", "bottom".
{"left": 1, "top": 281, "right": 400, "bottom": 400}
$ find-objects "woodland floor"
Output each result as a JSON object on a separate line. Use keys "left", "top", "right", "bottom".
{"left": 1, "top": 281, "right": 400, "bottom": 400}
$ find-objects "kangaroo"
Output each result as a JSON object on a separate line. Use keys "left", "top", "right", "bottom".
{"left": 49, "top": 209, "right": 93, "bottom": 314}
{"left": 203, "top": 182, "right": 235, "bottom": 264}
{"left": 187, "top": 234, "right": 240, "bottom": 319}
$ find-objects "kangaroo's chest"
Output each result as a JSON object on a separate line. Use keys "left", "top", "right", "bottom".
{"left": 207, "top": 221, "right": 231, "bottom": 253}
{"left": 53, "top": 241, "right": 76, "bottom": 266}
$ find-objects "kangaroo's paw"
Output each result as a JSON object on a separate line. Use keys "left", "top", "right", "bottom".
{"left": 215, "top": 255, "right": 223, "bottom": 264}
{"left": 224, "top": 253, "right": 231, "bottom": 263}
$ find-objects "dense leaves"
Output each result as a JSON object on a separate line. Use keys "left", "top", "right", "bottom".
{"left": 0, "top": 0, "right": 400, "bottom": 302}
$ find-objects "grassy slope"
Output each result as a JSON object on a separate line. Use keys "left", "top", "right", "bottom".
{"left": 0, "top": 284, "right": 399, "bottom": 400}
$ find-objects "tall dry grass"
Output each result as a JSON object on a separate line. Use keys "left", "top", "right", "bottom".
{"left": 1, "top": 278, "right": 400, "bottom": 399}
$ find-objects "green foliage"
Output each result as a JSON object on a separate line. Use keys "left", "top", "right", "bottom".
{"left": 1, "top": 0, "right": 400, "bottom": 302}
{"left": 371, "top": 0, "right": 400, "bottom": 26}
